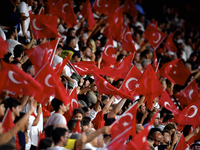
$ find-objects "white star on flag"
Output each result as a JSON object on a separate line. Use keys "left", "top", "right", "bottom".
{"left": 135, "top": 83, "right": 140, "bottom": 88}
{"left": 111, "top": 54, "right": 115, "bottom": 58}
{"left": 110, "top": 64, "right": 115, "bottom": 68}
{"left": 122, "top": 122, "right": 129, "bottom": 127}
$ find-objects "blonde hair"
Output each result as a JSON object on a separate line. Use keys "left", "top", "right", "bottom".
{"left": 88, "top": 39, "right": 96, "bottom": 52}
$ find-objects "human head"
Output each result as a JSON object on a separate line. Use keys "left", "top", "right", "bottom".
{"left": 141, "top": 59, "right": 151, "bottom": 70}
{"left": 162, "top": 130, "right": 171, "bottom": 145}
{"left": 5, "top": 97, "right": 22, "bottom": 117}
{"left": 0, "top": 101, "right": 6, "bottom": 117}
{"left": 81, "top": 47, "right": 92, "bottom": 59}
{"left": 163, "top": 124, "right": 176, "bottom": 136}
{"left": 52, "top": 127, "right": 69, "bottom": 146}
{"left": 67, "top": 118, "right": 78, "bottom": 133}
{"left": 6, "top": 27, "right": 17, "bottom": 39}
{"left": 66, "top": 36, "right": 76, "bottom": 49}
{"left": 71, "top": 52, "right": 81, "bottom": 64}
{"left": 160, "top": 78, "right": 167, "bottom": 90}
{"left": 82, "top": 116, "right": 92, "bottom": 130}
{"left": 3, "top": 52, "right": 14, "bottom": 63}
{"left": 44, "top": 125, "right": 54, "bottom": 138}
{"left": 38, "top": 138, "right": 54, "bottom": 149}
{"left": 56, "top": 44, "right": 63, "bottom": 56}
{"left": 72, "top": 108, "right": 84, "bottom": 121}
{"left": 13, "top": 45, "right": 25, "bottom": 59}
{"left": 67, "top": 28, "right": 76, "bottom": 36}
{"left": 79, "top": 35, "right": 87, "bottom": 46}
{"left": 51, "top": 98, "right": 67, "bottom": 113}
{"left": 25, "top": 64, "right": 35, "bottom": 77}
{"left": 11, "top": 60, "right": 22, "bottom": 69}
{"left": 151, "top": 131, "right": 163, "bottom": 147}
{"left": 138, "top": 103, "right": 146, "bottom": 114}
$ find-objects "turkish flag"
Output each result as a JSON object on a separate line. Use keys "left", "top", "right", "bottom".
{"left": 135, "top": 64, "right": 163, "bottom": 95}
{"left": 47, "top": 0, "right": 77, "bottom": 27}
{"left": 34, "top": 62, "right": 69, "bottom": 105}
{"left": 120, "top": 65, "right": 142, "bottom": 96}
{"left": 160, "top": 59, "right": 191, "bottom": 86}
{"left": 179, "top": 80, "right": 199, "bottom": 105}
{"left": 106, "top": 127, "right": 133, "bottom": 150}
{"left": 2, "top": 108, "right": 15, "bottom": 133}
{"left": 96, "top": 53, "right": 134, "bottom": 80}
{"left": 92, "top": 71, "right": 133, "bottom": 100}
{"left": 174, "top": 134, "right": 189, "bottom": 150}
{"left": 121, "top": 25, "right": 136, "bottom": 53}
{"left": 73, "top": 120, "right": 82, "bottom": 133}
{"left": 0, "top": 36, "right": 8, "bottom": 58}
{"left": 159, "top": 90, "right": 181, "bottom": 115}
{"left": 164, "top": 31, "right": 178, "bottom": 53}
{"left": 64, "top": 87, "right": 79, "bottom": 122}
{"left": 37, "top": 132, "right": 46, "bottom": 148}
{"left": 0, "top": 70, "right": 7, "bottom": 93}
{"left": 72, "top": 61, "right": 98, "bottom": 76}
{"left": 153, "top": 49, "right": 159, "bottom": 74}
{"left": 1, "top": 60, "right": 44, "bottom": 98}
{"left": 132, "top": 111, "right": 159, "bottom": 150}
{"left": 26, "top": 38, "right": 59, "bottom": 72}
{"left": 104, "top": 7, "right": 124, "bottom": 41}
{"left": 30, "top": 14, "right": 61, "bottom": 40}
{"left": 110, "top": 102, "right": 138, "bottom": 139}
{"left": 123, "top": 0, "right": 138, "bottom": 19}
{"left": 144, "top": 24, "right": 167, "bottom": 49}
{"left": 54, "top": 54, "right": 71, "bottom": 76}
{"left": 174, "top": 100, "right": 200, "bottom": 126}
{"left": 93, "top": 0, "right": 120, "bottom": 16}
{"left": 92, "top": 110, "right": 105, "bottom": 130}
{"left": 102, "top": 36, "right": 116, "bottom": 65}
{"left": 81, "top": 0, "right": 96, "bottom": 30}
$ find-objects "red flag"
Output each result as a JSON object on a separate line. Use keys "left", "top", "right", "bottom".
{"left": 101, "top": 36, "right": 116, "bottom": 65}
{"left": 110, "top": 102, "right": 138, "bottom": 139}
{"left": 107, "top": 127, "right": 133, "bottom": 150}
{"left": 92, "top": 110, "right": 105, "bottom": 130}
{"left": 153, "top": 49, "right": 159, "bottom": 73}
{"left": 81, "top": 0, "right": 96, "bottom": 30}
{"left": 121, "top": 25, "right": 136, "bottom": 53}
{"left": 174, "top": 134, "right": 189, "bottom": 150}
{"left": 30, "top": 14, "right": 61, "bottom": 40}
{"left": 73, "top": 120, "right": 82, "bottom": 133}
{"left": 123, "top": 0, "right": 138, "bottom": 19}
{"left": 104, "top": 7, "right": 124, "bottom": 41}
{"left": 1, "top": 61, "right": 44, "bottom": 98}
{"left": 47, "top": 0, "right": 77, "bottom": 27}
{"left": 135, "top": 64, "right": 163, "bottom": 95}
{"left": 2, "top": 108, "right": 15, "bottom": 133}
{"left": 37, "top": 132, "right": 46, "bottom": 148}
{"left": 0, "top": 70, "right": 7, "bottom": 93}
{"left": 34, "top": 62, "right": 69, "bottom": 105}
{"left": 164, "top": 31, "right": 178, "bottom": 53}
{"left": 174, "top": 100, "right": 200, "bottom": 125}
{"left": 144, "top": 24, "right": 167, "bottom": 49}
{"left": 26, "top": 39, "right": 59, "bottom": 71}
{"left": 179, "top": 80, "right": 199, "bottom": 105}
{"left": 92, "top": 0, "right": 120, "bottom": 16}
{"left": 72, "top": 61, "right": 98, "bottom": 76}
{"left": 160, "top": 59, "right": 191, "bottom": 86}
{"left": 96, "top": 53, "right": 134, "bottom": 80}
{"left": 120, "top": 65, "right": 142, "bottom": 96}
{"left": 132, "top": 111, "right": 159, "bottom": 150}
{"left": 64, "top": 87, "right": 79, "bottom": 122}
{"left": 54, "top": 54, "right": 71, "bottom": 76}
{"left": 0, "top": 36, "right": 8, "bottom": 58}
{"left": 92, "top": 71, "right": 133, "bottom": 100}
{"left": 159, "top": 90, "right": 181, "bottom": 115}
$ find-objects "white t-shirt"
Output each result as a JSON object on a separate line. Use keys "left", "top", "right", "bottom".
{"left": 64, "top": 64, "right": 74, "bottom": 77}
{"left": 18, "top": 1, "right": 31, "bottom": 37}
{"left": 0, "top": 26, "right": 6, "bottom": 40}
{"left": 88, "top": 108, "right": 98, "bottom": 121}
{"left": 85, "top": 143, "right": 96, "bottom": 150}
{"left": 53, "top": 55, "right": 63, "bottom": 68}
{"left": 44, "top": 112, "right": 67, "bottom": 128}
{"left": 6, "top": 39, "right": 21, "bottom": 56}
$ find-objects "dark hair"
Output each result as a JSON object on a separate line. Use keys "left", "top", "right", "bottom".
{"left": 52, "top": 127, "right": 68, "bottom": 144}
{"left": 11, "top": 60, "right": 21, "bottom": 66}
{"left": 14, "top": 44, "right": 24, "bottom": 58}
{"left": 67, "top": 118, "right": 78, "bottom": 132}
{"left": 72, "top": 52, "right": 81, "bottom": 59}
{"left": 6, "top": 27, "right": 16, "bottom": 39}
{"left": 73, "top": 108, "right": 84, "bottom": 117}
{"left": 5, "top": 97, "right": 21, "bottom": 110}
{"left": 57, "top": 44, "right": 63, "bottom": 50}
{"left": 67, "top": 28, "right": 75, "bottom": 35}
{"left": 38, "top": 138, "right": 53, "bottom": 150}
{"left": 100, "top": 37, "right": 107, "bottom": 47}
{"left": 148, "top": 128, "right": 161, "bottom": 137}
{"left": 122, "top": 99, "right": 133, "bottom": 113}
{"left": 51, "top": 98, "right": 63, "bottom": 112}
{"left": 3, "top": 52, "right": 12, "bottom": 63}
{"left": 116, "top": 54, "right": 124, "bottom": 61}
{"left": 163, "top": 114, "right": 174, "bottom": 123}
{"left": 163, "top": 124, "right": 176, "bottom": 131}
{"left": 66, "top": 36, "right": 76, "bottom": 45}
{"left": 44, "top": 125, "right": 54, "bottom": 138}
{"left": 81, "top": 107, "right": 89, "bottom": 114}
{"left": 82, "top": 116, "right": 91, "bottom": 126}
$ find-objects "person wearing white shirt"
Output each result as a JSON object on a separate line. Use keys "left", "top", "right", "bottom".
{"left": 44, "top": 98, "right": 70, "bottom": 128}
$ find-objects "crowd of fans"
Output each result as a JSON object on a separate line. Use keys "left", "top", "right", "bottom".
{"left": 0, "top": 0, "right": 200, "bottom": 150}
